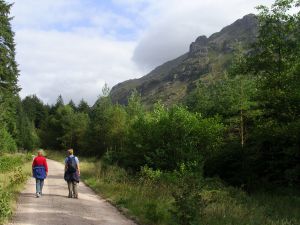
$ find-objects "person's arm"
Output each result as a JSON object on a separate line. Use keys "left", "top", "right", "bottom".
{"left": 32, "top": 158, "right": 36, "bottom": 176}
{"left": 64, "top": 158, "right": 68, "bottom": 172}
{"left": 77, "top": 163, "right": 80, "bottom": 175}
{"left": 76, "top": 157, "right": 80, "bottom": 175}
{"left": 44, "top": 158, "right": 48, "bottom": 176}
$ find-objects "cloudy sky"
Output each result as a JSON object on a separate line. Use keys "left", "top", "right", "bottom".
{"left": 10, "top": 0, "right": 271, "bottom": 105}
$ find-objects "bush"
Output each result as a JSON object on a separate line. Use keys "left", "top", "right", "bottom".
{"left": 9, "top": 167, "right": 27, "bottom": 185}
{"left": 139, "top": 165, "right": 162, "bottom": 184}
{"left": 0, "top": 155, "right": 23, "bottom": 172}
{"left": 171, "top": 163, "right": 207, "bottom": 225}
{"left": 144, "top": 201, "right": 165, "bottom": 223}
{"left": 119, "top": 104, "right": 224, "bottom": 171}
{"left": 0, "top": 187, "right": 11, "bottom": 221}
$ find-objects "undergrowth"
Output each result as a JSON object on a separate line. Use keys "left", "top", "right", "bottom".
{"left": 0, "top": 153, "right": 31, "bottom": 225}
{"left": 80, "top": 160, "right": 300, "bottom": 225}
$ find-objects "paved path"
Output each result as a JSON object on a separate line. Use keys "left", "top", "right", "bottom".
{"left": 9, "top": 159, "right": 136, "bottom": 225}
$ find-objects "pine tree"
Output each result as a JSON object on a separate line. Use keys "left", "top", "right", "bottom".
{"left": 67, "top": 99, "right": 77, "bottom": 111}
{"left": 77, "top": 99, "right": 90, "bottom": 114}
{"left": 0, "top": 1, "right": 19, "bottom": 150}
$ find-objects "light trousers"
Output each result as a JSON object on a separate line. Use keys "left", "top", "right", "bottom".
{"left": 67, "top": 180, "right": 78, "bottom": 198}
{"left": 36, "top": 179, "right": 44, "bottom": 194}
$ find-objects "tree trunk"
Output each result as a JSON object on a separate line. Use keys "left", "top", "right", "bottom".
{"left": 240, "top": 109, "right": 244, "bottom": 149}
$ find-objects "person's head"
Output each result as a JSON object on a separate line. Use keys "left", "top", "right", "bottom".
{"left": 67, "top": 149, "right": 74, "bottom": 156}
{"left": 37, "top": 149, "right": 44, "bottom": 156}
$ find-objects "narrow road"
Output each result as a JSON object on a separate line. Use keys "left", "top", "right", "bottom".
{"left": 9, "top": 159, "right": 136, "bottom": 225}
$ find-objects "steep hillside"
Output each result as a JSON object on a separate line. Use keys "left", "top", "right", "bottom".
{"left": 110, "top": 14, "right": 258, "bottom": 106}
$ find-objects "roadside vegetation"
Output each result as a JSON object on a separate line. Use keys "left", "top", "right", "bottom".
{"left": 81, "top": 160, "right": 300, "bottom": 225}
{"left": 0, "top": 154, "right": 32, "bottom": 225}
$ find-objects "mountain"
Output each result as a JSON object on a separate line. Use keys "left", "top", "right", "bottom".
{"left": 110, "top": 14, "right": 258, "bottom": 106}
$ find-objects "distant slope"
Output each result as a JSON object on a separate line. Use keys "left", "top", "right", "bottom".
{"left": 110, "top": 14, "right": 258, "bottom": 106}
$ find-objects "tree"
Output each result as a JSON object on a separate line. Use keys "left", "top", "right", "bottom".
{"left": 0, "top": 0, "right": 19, "bottom": 136}
{"left": 249, "top": 0, "right": 300, "bottom": 122}
{"left": 67, "top": 100, "right": 77, "bottom": 111}
{"left": 249, "top": 0, "right": 300, "bottom": 185}
{"left": 77, "top": 99, "right": 90, "bottom": 114}
{"left": 126, "top": 90, "right": 144, "bottom": 120}
{"left": 227, "top": 46, "right": 260, "bottom": 148}
{"left": 16, "top": 98, "right": 40, "bottom": 150}
{"left": 121, "top": 104, "right": 224, "bottom": 171}
{"left": 210, "top": 0, "right": 300, "bottom": 186}
{"left": 40, "top": 105, "right": 89, "bottom": 150}
{"left": 186, "top": 74, "right": 258, "bottom": 148}
{"left": 101, "top": 83, "right": 110, "bottom": 97}
{"left": 88, "top": 94, "right": 113, "bottom": 156}
{"left": 22, "top": 95, "right": 47, "bottom": 128}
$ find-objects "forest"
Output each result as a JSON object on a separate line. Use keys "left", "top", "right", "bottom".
{"left": 0, "top": 0, "right": 299, "bottom": 224}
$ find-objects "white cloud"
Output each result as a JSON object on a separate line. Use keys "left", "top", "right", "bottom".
{"left": 10, "top": 0, "right": 273, "bottom": 104}
{"left": 11, "top": 0, "right": 83, "bottom": 29}
{"left": 133, "top": 0, "right": 271, "bottom": 70}
{"left": 16, "top": 29, "right": 139, "bottom": 104}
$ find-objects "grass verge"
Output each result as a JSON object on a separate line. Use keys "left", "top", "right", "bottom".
{"left": 0, "top": 153, "right": 32, "bottom": 225}
{"left": 80, "top": 160, "right": 300, "bottom": 225}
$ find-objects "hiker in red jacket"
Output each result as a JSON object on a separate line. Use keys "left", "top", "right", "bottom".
{"left": 32, "top": 149, "right": 48, "bottom": 198}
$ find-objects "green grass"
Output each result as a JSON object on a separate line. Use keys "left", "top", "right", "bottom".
{"left": 80, "top": 160, "right": 300, "bottom": 225}
{"left": 44, "top": 150, "right": 66, "bottom": 162}
{"left": 80, "top": 161, "right": 173, "bottom": 225}
{"left": 0, "top": 153, "right": 32, "bottom": 225}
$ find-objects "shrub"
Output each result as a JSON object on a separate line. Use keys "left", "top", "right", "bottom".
{"left": 0, "top": 155, "right": 23, "bottom": 172}
{"left": 9, "top": 167, "right": 27, "bottom": 185}
{"left": 139, "top": 165, "right": 162, "bottom": 184}
{"left": 120, "top": 104, "right": 224, "bottom": 171}
{"left": 145, "top": 201, "right": 164, "bottom": 223}
{"left": 171, "top": 163, "right": 207, "bottom": 225}
{"left": 0, "top": 187, "right": 11, "bottom": 221}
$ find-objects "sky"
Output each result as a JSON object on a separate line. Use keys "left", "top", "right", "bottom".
{"left": 10, "top": 0, "right": 271, "bottom": 105}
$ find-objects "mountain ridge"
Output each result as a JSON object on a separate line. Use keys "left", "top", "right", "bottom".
{"left": 110, "top": 14, "right": 258, "bottom": 106}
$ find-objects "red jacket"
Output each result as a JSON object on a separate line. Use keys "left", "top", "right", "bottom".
{"left": 32, "top": 156, "right": 48, "bottom": 172}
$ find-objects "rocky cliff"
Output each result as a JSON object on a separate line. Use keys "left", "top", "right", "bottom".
{"left": 110, "top": 14, "right": 258, "bottom": 106}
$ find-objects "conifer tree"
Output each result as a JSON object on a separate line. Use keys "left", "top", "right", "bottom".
{"left": 0, "top": 1, "right": 19, "bottom": 148}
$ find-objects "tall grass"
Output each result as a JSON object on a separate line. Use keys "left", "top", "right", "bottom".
{"left": 80, "top": 160, "right": 300, "bottom": 225}
{"left": 81, "top": 161, "right": 173, "bottom": 225}
{"left": 0, "top": 153, "right": 32, "bottom": 225}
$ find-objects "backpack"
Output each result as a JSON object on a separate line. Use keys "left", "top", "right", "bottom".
{"left": 67, "top": 156, "right": 77, "bottom": 173}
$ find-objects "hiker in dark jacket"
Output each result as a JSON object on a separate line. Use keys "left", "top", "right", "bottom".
{"left": 32, "top": 149, "right": 48, "bottom": 198}
{"left": 64, "top": 149, "right": 80, "bottom": 198}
